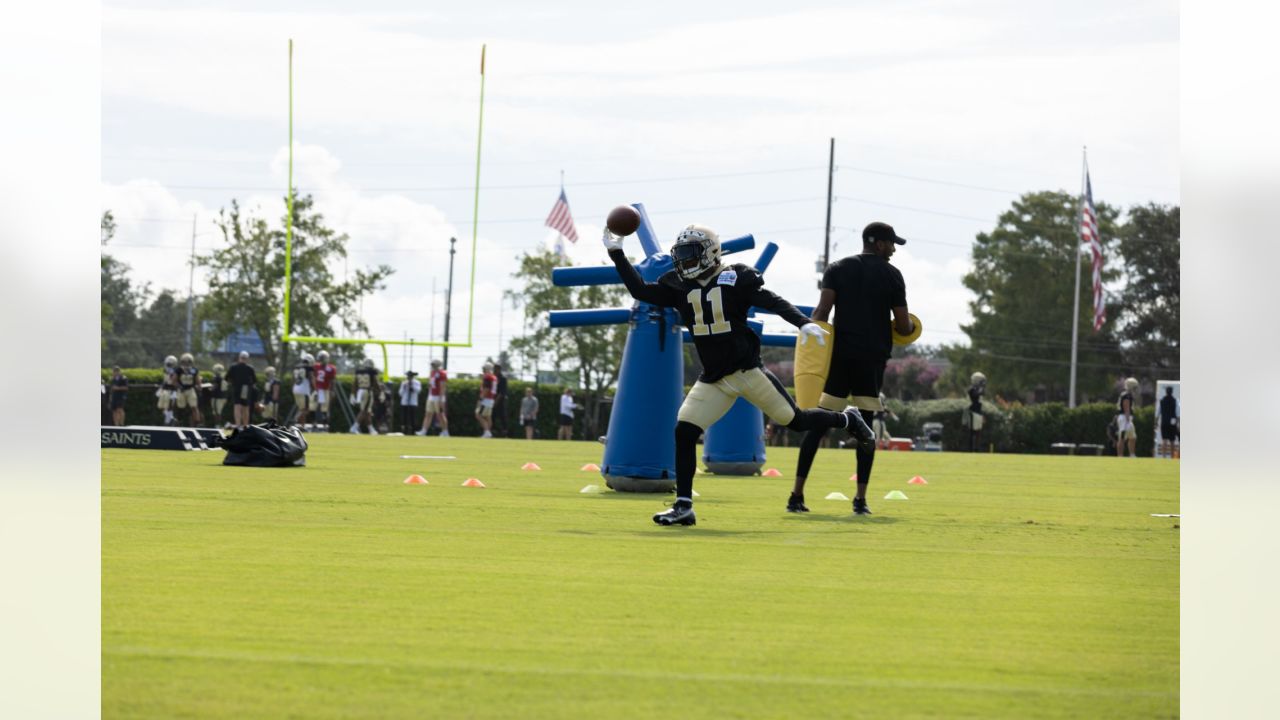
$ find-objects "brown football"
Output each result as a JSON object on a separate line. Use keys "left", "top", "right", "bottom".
{"left": 606, "top": 204, "right": 642, "bottom": 237}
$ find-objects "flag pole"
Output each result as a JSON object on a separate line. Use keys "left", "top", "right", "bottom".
{"left": 1068, "top": 146, "right": 1086, "bottom": 408}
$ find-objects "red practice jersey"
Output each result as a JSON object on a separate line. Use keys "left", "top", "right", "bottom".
{"left": 480, "top": 372, "right": 497, "bottom": 400}
{"left": 429, "top": 369, "right": 448, "bottom": 397}
{"left": 313, "top": 363, "right": 336, "bottom": 390}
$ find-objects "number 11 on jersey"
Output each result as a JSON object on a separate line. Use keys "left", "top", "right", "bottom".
{"left": 686, "top": 287, "right": 731, "bottom": 336}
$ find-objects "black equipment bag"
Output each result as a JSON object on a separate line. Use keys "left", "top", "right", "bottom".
{"left": 217, "top": 421, "right": 308, "bottom": 467}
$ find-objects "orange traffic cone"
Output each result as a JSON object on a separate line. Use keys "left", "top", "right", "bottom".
{"left": 462, "top": 478, "right": 486, "bottom": 487}
{"left": 849, "top": 474, "right": 858, "bottom": 482}
{"left": 761, "top": 468, "right": 782, "bottom": 477}
{"left": 580, "top": 463, "right": 601, "bottom": 471}
{"left": 521, "top": 462, "right": 541, "bottom": 471}
{"left": 908, "top": 476, "right": 928, "bottom": 485}
{"left": 403, "top": 474, "right": 428, "bottom": 485}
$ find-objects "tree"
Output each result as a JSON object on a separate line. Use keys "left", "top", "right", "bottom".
{"left": 1116, "top": 203, "right": 1179, "bottom": 377}
{"left": 101, "top": 210, "right": 151, "bottom": 367}
{"left": 506, "top": 249, "right": 629, "bottom": 438}
{"left": 883, "top": 356, "right": 941, "bottom": 400}
{"left": 944, "top": 190, "right": 1124, "bottom": 403}
{"left": 198, "top": 193, "right": 392, "bottom": 368}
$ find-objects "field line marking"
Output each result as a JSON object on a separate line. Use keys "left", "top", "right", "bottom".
{"left": 104, "top": 645, "right": 1175, "bottom": 699}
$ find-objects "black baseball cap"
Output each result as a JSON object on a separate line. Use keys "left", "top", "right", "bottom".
{"left": 862, "top": 221, "right": 907, "bottom": 245}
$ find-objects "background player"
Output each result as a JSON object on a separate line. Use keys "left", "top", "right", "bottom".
{"left": 157, "top": 354, "right": 179, "bottom": 426}
{"left": 791, "top": 221, "right": 913, "bottom": 516}
{"left": 351, "top": 357, "right": 379, "bottom": 434}
{"left": 292, "top": 352, "right": 315, "bottom": 430}
{"left": 417, "top": 358, "right": 450, "bottom": 437}
{"left": 210, "top": 363, "right": 227, "bottom": 426}
{"left": 605, "top": 223, "right": 873, "bottom": 526}
{"left": 175, "top": 353, "right": 203, "bottom": 427}
{"left": 260, "top": 366, "right": 280, "bottom": 421}
{"left": 476, "top": 362, "right": 497, "bottom": 438}
{"left": 312, "top": 350, "right": 337, "bottom": 431}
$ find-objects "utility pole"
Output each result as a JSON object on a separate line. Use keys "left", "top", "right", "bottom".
{"left": 429, "top": 276, "right": 436, "bottom": 366}
{"left": 443, "top": 237, "right": 457, "bottom": 368}
{"left": 185, "top": 213, "right": 196, "bottom": 353}
{"left": 823, "top": 138, "right": 835, "bottom": 269}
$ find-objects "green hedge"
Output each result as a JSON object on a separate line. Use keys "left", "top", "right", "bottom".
{"left": 100, "top": 368, "right": 609, "bottom": 439}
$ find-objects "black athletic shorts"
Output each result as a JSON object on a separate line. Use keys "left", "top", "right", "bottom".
{"left": 1161, "top": 421, "right": 1178, "bottom": 440}
{"left": 232, "top": 384, "right": 254, "bottom": 406}
{"left": 522, "top": 418, "right": 536, "bottom": 427}
{"left": 559, "top": 413, "right": 573, "bottom": 426}
{"left": 110, "top": 395, "right": 126, "bottom": 410}
{"left": 823, "top": 351, "right": 886, "bottom": 399}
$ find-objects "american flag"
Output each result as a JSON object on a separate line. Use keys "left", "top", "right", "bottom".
{"left": 1081, "top": 172, "right": 1105, "bottom": 331}
{"left": 544, "top": 188, "right": 579, "bottom": 244}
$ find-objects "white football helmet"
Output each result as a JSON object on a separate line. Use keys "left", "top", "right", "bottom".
{"left": 317, "top": 350, "right": 329, "bottom": 363}
{"left": 430, "top": 359, "right": 442, "bottom": 369}
{"left": 301, "top": 352, "right": 314, "bottom": 364}
{"left": 483, "top": 362, "right": 494, "bottom": 374}
{"left": 670, "top": 224, "right": 722, "bottom": 280}
{"left": 164, "top": 355, "right": 178, "bottom": 368}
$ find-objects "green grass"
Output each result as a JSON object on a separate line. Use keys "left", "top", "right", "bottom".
{"left": 103, "top": 436, "right": 1179, "bottom": 719}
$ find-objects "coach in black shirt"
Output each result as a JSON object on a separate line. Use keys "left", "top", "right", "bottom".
{"left": 226, "top": 351, "right": 257, "bottom": 429}
{"left": 792, "top": 221, "right": 913, "bottom": 515}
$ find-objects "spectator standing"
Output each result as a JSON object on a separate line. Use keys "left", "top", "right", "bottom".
{"left": 492, "top": 363, "right": 509, "bottom": 437}
{"left": 966, "top": 372, "right": 986, "bottom": 452}
{"left": 313, "top": 350, "right": 337, "bottom": 431}
{"left": 476, "top": 362, "right": 497, "bottom": 438}
{"left": 210, "top": 363, "right": 227, "bottom": 424}
{"left": 260, "top": 366, "right": 280, "bottom": 421}
{"left": 109, "top": 366, "right": 129, "bottom": 426}
{"left": 226, "top": 351, "right": 256, "bottom": 429}
{"left": 1116, "top": 378, "right": 1138, "bottom": 458}
{"left": 520, "top": 387, "right": 539, "bottom": 440}
{"left": 1157, "top": 386, "right": 1179, "bottom": 458}
{"left": 558, "top": 388, "right": 577, "bottom": 440}
{"left": 399, "top": 371, "right": 422, "bottom": 434}
{"left": 418, "top": 358, "right": 450, "bottom": 437}
{"left": 158, "top": 354, "right": 179, "bottom": 426}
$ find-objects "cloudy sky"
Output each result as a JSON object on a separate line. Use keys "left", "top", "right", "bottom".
{"left": 102, "top": 0, "right": 1179, "bottom": 378}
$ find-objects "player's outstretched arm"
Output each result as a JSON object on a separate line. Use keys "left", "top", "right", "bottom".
{"left": 604, "top": 230, "right": 679, "bottom": 307}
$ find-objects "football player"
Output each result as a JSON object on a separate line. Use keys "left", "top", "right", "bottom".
{"left": 292, "top": 352, "right": 315, "bottom": 429}
{"left": 417, "top": 358, "right": 450, "bottom": 437}
{"left": 175, "top": 353, "right": 203, "bottom": 427}
{"left": 157, "top": 354, "right": 179, "bottom": 426}
{"left": 476, "top": 362, "right": 497, "bottom": 438}
{"left": 313, "top": 350, "right": 337, "bottom": 431}
{"left": 604, "top": 224, "right": 874, "bottom": 526}
{"left": 260, "top": 366, "right": 280, "bottom": 420}
{"left": 351, "top": 358, "right": 380, "bottom": 434}
{"left": 210, "top": 363, "right": 228, "bottom": 425}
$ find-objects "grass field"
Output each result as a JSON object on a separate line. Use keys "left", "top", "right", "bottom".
{"left": 102, "top": 436, "right": 1179, "bottom": 719}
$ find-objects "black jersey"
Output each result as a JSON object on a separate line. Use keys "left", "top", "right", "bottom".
{"left": 609, "top": 249, "right": 809, "bottom": 382}
{"left": 822, "top": 253, "right": 907, "bottom": 360}
{"left": 355, "top": 367, "right": 378, "bottom": 390}
{"left": 178, "top": 366, "right": 198, "bottom": 388}
{"left": 210, "top": 372, "right": 224, "bottom": 398}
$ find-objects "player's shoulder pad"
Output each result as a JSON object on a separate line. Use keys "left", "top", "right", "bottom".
{"left": 720, "top": 263, "right": 762, "bottom": 289}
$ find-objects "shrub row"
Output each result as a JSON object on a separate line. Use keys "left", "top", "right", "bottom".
{"left": 102, "top": 368, "right": 1155, "bottom": 454}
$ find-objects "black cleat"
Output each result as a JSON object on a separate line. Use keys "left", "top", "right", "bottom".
{"left": 843, "top": 406, "right": 876, "bottom": 452}
{"left": 853, "top": 497, "right": 873, "bottom": 515}
{"left": 786, "top": 493, "right": 810, "bottom": 513}
{"left": 653, "top": 502, "right": 696, "bottom": 526}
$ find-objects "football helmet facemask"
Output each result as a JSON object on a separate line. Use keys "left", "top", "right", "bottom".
{"left": 670, "top": 224, "right": 722, "bottom": 280}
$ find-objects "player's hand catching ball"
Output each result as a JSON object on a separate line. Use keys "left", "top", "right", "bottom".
{"left": 798, "top": 322, "right": 829, "bottom": 346}
{"left": 601, "top": 227, "right": 623, "bottom": 252}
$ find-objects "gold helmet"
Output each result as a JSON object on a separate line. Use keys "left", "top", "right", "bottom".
{"left": 212, "top": 363, "right": 225, "bottom": 374}
{"left": 670, "top": 224, "right": 722, "bottom": 280}
{"left": 265, "top": 366, "right": 276, "bottom": 378}
{"left": 180, "top": 353, "right": 194, "bottom": 366}
{"left": 971, "top": 371, "right": 987, "bottom": 385}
